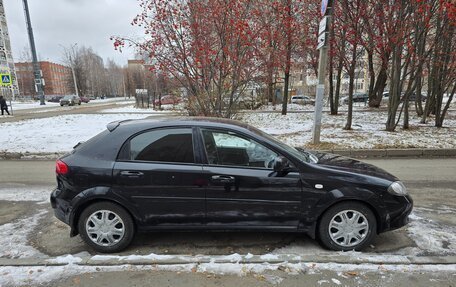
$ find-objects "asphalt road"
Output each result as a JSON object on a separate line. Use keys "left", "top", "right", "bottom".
{"left": 0, "top": 158, "right": 455, "bottom": 286}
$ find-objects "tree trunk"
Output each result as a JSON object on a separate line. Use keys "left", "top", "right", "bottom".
{"left": 281, "top": 0, "right": 292, "bottom": 116}
{"left": 367, "top": 50, "right": 376, "bottom": 107}
{"left": 282, "top": 71, "right": 290, "bottom": 115}
{"left": 386, "top": 44, "right": 402, "bottom": 131}
{"left": 329, "top": 54, "right": 335, "bottom": 115}
{"left": 334, "top": 57, "right": 343, "bottom": 115}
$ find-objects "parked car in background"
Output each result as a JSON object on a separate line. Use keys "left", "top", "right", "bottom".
{"left": 291, "top": 95, "right": 315, "bottom": 105}
{"left": 60, "top": 95, "right": 81, "bottom": 106}
{"left": 48, "top": 96, "right": 63, "bottom": 103}
{"left": 154, "top": 95, "right": 181, "bottom": 106}
{"left": 80, "top": 96, "right": 90, "bottom": 103}
{"left": 343, "top": 93, "right": 369, "bottom": 105}
{"left": 51, "top": 118, "right": 412, "bottom": 253}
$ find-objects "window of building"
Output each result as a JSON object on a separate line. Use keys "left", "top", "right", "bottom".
{"left": 129, "top": 128, "right": 194, "bottom": 163}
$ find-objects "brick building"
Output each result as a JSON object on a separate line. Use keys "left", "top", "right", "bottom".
{"left": 15, "top": 61, "right": 74, "bottom": 97}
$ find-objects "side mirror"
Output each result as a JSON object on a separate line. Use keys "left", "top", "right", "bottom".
{"left": 273, "top": 156, "right": 290, "bottom": 173}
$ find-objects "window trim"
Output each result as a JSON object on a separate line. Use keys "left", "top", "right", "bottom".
{"left": 116, "top": 126, "right": 199, "bottom": 165}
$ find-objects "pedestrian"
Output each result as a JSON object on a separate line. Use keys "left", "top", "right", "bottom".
{"left": 0, "top": 95, "right": 10, "bottom": 116}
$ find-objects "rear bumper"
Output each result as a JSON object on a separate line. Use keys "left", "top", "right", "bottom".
{"left": 50, "top": 188, "right": 71, "bottom": 226}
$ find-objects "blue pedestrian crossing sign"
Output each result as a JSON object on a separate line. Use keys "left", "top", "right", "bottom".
{"left": 0, "top": 73, "right": 12, "bottom": 86}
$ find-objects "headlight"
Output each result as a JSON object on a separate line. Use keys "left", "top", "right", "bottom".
{"left": 388, "top": 181, "right": 408, "bottom": 196}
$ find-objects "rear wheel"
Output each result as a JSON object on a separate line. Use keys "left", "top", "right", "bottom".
{"left": 78, "top": 202, "right": 135, "bottom": 253}
{"left": 318, "top": 202, "right": 376, "bottom": 251}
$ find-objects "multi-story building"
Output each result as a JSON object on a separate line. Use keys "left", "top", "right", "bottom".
{"left": 0, "top": 0, "right": 19, "bottom": 100}
{"left": 15, "top": 61, "right": 74, "bottom": 97}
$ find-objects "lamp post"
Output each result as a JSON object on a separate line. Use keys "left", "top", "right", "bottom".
{"left": 69, "top": 44, "right": 79, "bottom": 97}
{"left": 22, "top": 0, "right": 45, "bottom": 105}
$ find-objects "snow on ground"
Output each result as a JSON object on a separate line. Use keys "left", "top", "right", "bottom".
{"left": 0, "top": 114, "right": 151, "bottom": 153}
{"left": 0, "top": 184, "right": 53, "bottom": 202}
{"left": 1, "top": 262, "right": 456, "bottom": 286}
{"left": 238, "top": 110, "right": 456, "bottom": 149}
{"left": 0, "top": 209, "right": 47, "bottom": 259}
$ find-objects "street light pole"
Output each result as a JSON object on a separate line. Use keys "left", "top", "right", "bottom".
{"left": 69, "top": 44, "right": 78, "bottom": 97}
{"left": 22, "top": 0, "right": 45, "bottom": 105}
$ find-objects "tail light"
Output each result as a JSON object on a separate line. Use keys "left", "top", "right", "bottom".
{"left": 56, "top": 160, "right": 69, "bottom": 175}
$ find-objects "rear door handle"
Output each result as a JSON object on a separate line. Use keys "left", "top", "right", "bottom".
{"left": 120, "top": 171, "right": 144, "bottom": 177}
{"left": 211, "top": 175, "right": 235, "bottom": 184}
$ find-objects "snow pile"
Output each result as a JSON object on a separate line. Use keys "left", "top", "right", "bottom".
{"left": 0, "top": 210, "right": 48, "bottom": 259}
{"left": 404, "top": 210, "right": 456, "bottom": 256}
{"left": 0, "top": 185, "right": 53, "bottom": 202}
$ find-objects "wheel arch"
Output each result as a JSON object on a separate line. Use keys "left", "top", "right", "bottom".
{"left": 70, "top": 197, "right": 137, "bottom": 237}
{"left": 314, "top": 199, "right": 382, "bottom": 240}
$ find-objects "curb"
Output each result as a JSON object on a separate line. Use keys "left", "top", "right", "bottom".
{"left": 1, "top": 254, "right": 456, "bottom": 267}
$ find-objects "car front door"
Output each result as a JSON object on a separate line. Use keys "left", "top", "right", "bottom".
{"left": 199, "top": 128, "right": 302, "bottom": 229}
{"left": 112, "top": 127, "right": 206, "bottom": 227}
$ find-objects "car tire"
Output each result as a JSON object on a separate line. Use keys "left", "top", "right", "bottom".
{"left": 78, "top": 202, "right": 135, "bottom": 253}
{"left": 318, "top": 202, "right": 376, "bottom": 251}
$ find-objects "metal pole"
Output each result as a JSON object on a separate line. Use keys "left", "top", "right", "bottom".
{"left": 312, "top": 14, "right": 332, "bottom": 145}
{"left": 69, "top": 45, "right": 79, "bottom": 97}
{"left": 22, "top": 0, "right": 45, "bottom": 105}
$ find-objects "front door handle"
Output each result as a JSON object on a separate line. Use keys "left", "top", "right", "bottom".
{"left": 211, "top": 175, "right": 235, "bottom": 184}
{"left": 120, "top": 171, "right": 144, "bottom": 177}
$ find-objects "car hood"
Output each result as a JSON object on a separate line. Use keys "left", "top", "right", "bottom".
{"left": 300, "top": 150, "right": 397, "bottom": 182}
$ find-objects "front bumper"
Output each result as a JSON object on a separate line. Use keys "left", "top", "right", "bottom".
{"left": 380, "top": 195, "right": 413, "bottom": 233}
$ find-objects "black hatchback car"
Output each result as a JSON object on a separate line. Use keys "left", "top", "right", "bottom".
{"left": 51, "top": 118, "right": 412, "bottom": 253}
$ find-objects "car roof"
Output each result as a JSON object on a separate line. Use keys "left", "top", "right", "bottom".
{"left": 110, "top": 117, "right": 254, "bottom": 133}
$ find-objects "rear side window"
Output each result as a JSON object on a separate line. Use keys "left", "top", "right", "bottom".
{"left": 129, "top": 128, "right": 194, "bottom": 163}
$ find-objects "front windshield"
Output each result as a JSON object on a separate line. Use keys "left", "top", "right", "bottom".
{"left": 246, "top": 125, "right": 318, "bottom": 164}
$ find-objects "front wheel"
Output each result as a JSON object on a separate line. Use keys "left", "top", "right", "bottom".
{"left": 318, "top": 202, "right": 376, "bottom": 251}
{"left": 78, "top": 202, "right": 135, "bottom": 253}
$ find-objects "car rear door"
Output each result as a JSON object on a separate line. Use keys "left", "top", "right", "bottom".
{"left": 112, "top": 127, "right": 206, "bottom": 227}
{"left": 198, "top": 128, "right": 302, "bottom": 229}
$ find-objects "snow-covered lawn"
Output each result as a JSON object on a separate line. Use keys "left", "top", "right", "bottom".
{"left": 0, "top": 108, "right": 455, "bottom": 154}
{"left": 238, "top": 111, "right": 456, "bottom": 149}
{"left": 0, "top": 114, "right": 150, "bottom": 153}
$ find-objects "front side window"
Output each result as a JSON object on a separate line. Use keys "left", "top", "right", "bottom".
{"left": 130, "top": 128, "right": 194, "bottom": 163}
{"left": 202, "top": 129, "right": 277, "bottom": 169}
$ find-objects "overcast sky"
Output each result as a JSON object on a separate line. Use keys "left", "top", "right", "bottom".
{"left": 3, "top": 0, "right": 142, "bottom": 66}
